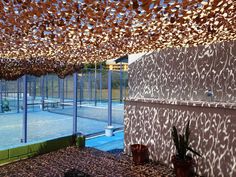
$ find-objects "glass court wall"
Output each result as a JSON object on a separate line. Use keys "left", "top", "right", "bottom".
{"left": 0, "top": 68, "right": 127, "bottom": 150}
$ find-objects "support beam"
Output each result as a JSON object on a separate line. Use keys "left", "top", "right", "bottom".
{"left": 105, "top": 70, "right": 113, "bottom": 136}
{"left": 65, "top": 77, "right": 68, "bottom": 99}
{"left": 108, "top": 70, "right": 112, "bottom": 126}
{"left": 60, "top": 78, "right": 64, "bottom": 109}
{"left": 45, "top": 74, "right": 48, "bottom": 99}
{"left": 41, "top": 76, "right": 45, "bottom": 111}
{"left": 0, "top": 80, "right": 2, "bottom": 113}
{"left": 123, "top": 73, "right": 127, "bottom": 98}
{"left": 94, "top": 63, "right": 97, "bottom": 106}
{"left": 22, "top": 75, "right": 27, "bottom": 143}
{"left": 4, "top": 80, "right": 7, "bottom": 97}
{"left": 73, "top": 72, "right": 78, "bottom": 134}
{"left": 51, "top": 76, "right": 54, "bottom": 98}
{"left": 120, "top": 63, "right": 123, "bottom": 103}
{"left": 33, "top": 77, "right": 36, "bottom": 100}
{"left": 58, "top": 77, "right": 60, "bottom": 99}
{"left": 17, "top": 78, "right": 20, "bottom": 113}
{"left": 88, "top": 70, "right": 92, "bottom": 102}
{"left": 80, "top": 73, "right": 84, "bottom": 106}
{"left": 29, "top": 80, "right": 32, "bottom": 98}
{"left": 99, "top": 64, "right": 102, "bottom": 102}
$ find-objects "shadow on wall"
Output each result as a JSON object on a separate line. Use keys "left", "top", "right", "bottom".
{"left": 125, "top": 102, "right": 236, "bottom": 176}
{"left": 125, "top": 40, "right": 236, "bottom": 177}
{"left": 128, "top": 40, "right": 236, "bottom": 103}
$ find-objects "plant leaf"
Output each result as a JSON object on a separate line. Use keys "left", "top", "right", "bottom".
{"left": 172, "top": 126, "right": 180, "bottom": 155}
{"left": 179, "top": 134, "right": 186, "bottom": 159}
{"left": 185, "top": 120, "right": 190, "bottom": 144}
{"left": 187, "top": 147, "right": 202, "bottom": 157}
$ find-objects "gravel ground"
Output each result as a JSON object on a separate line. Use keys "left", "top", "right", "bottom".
{"left": 0, "top": 147, "right": 174, "bottom": 177}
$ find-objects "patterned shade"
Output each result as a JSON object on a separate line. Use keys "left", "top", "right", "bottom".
{"left": 0, "top": 0, "right": 235, "bottom": 79}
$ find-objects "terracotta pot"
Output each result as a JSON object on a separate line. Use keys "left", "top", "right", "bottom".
{"left": 130, "top": 144, "right": 149, "bottom": 165}
{"left": 172, "top": 155, "right": 195, "bottom": 177}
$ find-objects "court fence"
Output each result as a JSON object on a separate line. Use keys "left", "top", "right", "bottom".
{"left": 0, "top": 67, "right": 127, "bottom": 148}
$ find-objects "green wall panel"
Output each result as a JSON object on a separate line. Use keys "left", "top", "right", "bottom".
{"left": 0, "top": 150, "right": 9, "bottom": 160}
{"left": 0, "top": 134, "right": 81, "bottom": 166}
{"left": 28, "top": 143, "right": 42, "bottom": 154}
{"left": 9, "top": 146, "right": 28, "bottom": 158}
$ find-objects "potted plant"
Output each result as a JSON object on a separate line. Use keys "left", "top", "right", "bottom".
{"left": 130, "top": 143, "right": 149, "bottom": 165}
{"left": 72, "top": 133, "right": 86, "bottom": 148}
{"left": 130, "top": 118, "right": 149, "bottom": 165}
{"left": 76, "top": 135, "right": 85, "bottom": 148}
{"left": 171, "top": 120, "right": 201, "bottom": 177}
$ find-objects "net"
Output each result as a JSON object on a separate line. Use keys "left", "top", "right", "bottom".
{"left": 47, "top": 101, "right": 124, "bottom": 124}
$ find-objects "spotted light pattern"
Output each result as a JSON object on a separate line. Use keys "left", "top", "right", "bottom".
{"left": 128, "top": 40, "right": 236, "bottom": 103}
{"left": 124, "top": 40, "right": 236, "bottom": 177}
{"left": 0, "top": 0, "right": 235, "bottom": 79}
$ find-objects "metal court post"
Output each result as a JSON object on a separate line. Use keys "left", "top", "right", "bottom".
{"left": 120, "top": 63, "right": 123, "bottom": 103}
{"left": 22, "top": 75, "right": 27, "bottom": 143}
{"left": 108, "top": 70, "right": 112, "bottom": 126}
{"left": 73, "top": 72, "right": 78, "bottom": 134}
{"left": 99, "top": 64, "right": 102, "bottom": 103}
{"left": 88, "top": 69, "right": 92, "bottom": 102}
{"left": 105, "top": 69, "right": 114, "bottom": 137}
{"left": 17, "top": 78, "right": 20, "bottom": 113}
{"left": 60, "top": 78, "right": 64, "bottom": 109}
{"left": 80, "top": 73, "right": 84, "bottom": 107}
{"left": 94, "top": 62, "right": 97, "bottom": 106}
{"left": 0, "top": 80, "right": 2, "bottom": 113}
{"left": 41, "top": 76, "right": 45, "bottom": 111}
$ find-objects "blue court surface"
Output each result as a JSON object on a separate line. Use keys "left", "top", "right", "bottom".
{"left": 0, "top": 101, "right": 124, "bottom": 150}
{"left": 86, "top": 131, "right": 124, "bottom": 151}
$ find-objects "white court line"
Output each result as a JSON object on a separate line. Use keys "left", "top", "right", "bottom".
{"left": 59, "top": 103, "right": 123, "bottom": 111}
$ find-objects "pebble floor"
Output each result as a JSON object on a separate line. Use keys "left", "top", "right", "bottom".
{"left": 0, "top": 147, "right": 174, "bottom": 177}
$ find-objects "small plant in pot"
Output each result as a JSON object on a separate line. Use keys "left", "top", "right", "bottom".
{"left": 72, "top": 133, "right": 86, "bottom": 148}
{"left": 171, "top": 120, "right": 201, "bottom": 177}
{"left": 130, "top": 144, "right": 149, "bottom": 165}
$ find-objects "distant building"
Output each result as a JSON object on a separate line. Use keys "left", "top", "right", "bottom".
{"left": 106, "top": 53, "right": 147, "bottom": 71}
